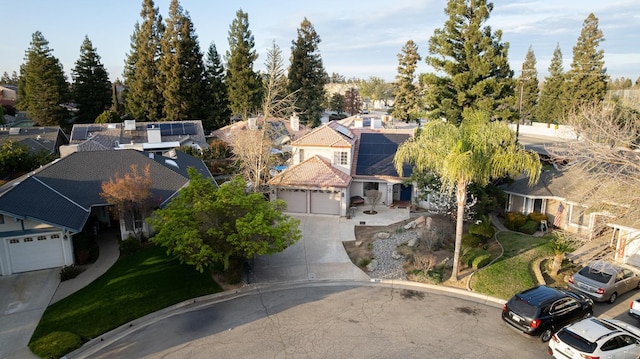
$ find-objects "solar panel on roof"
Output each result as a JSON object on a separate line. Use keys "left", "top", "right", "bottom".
{"left": 335, "top": 125, "right": 353, "bottom": 139}
{"left": 183, "top": 123, "right": 196, "bottom": 135}
{"left": 159, "top": 123, "right": 172, "bottom": 136}
{"left": 71, "top": 127, "right": 88, "bottom": 140}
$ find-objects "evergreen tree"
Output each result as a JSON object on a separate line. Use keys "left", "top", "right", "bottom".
{"left": 159, "top": 0, "right": 206, "bottom": 121}
{"left": 123, "top": 0, "right": 164, "bottom": 121}
{"left": 329, "top": 93, "right": 345, "bottom": 113}
{"left": 288, "top": 17, "right": 327, "bottom": 127}
{"left": 71, "top": 36, "right": 112, "bottom": 123}
{"left": 203, "top": 43, "right": 231, "bottom": 130}
{"left": 17, "top": 31, "right": 69, "bottom": 126}
{"left": 566, "top": 13, "right": 608, "bottom": 108}
{"left": 392, "top": 40, "right": 421, "bottom": 122}
{"left": 423, "top": 0, "right": 515, "bottom": 124}
{"left": 537, "top": 44, "right": 567, "bottom": 125}
{"left": 111, "top": 78, "right": 125, "bottom": 116}
{"left": 262, "top": 40, "right": 295, "bottom": 119}
{"left": 517, "top": 46, "right": 539, "bottom": 124}
{"left": 225, "top": 9, "right": 262, "bottom": 121}
{"left": 1, "top": 71, "right": 19, "bottom": 86}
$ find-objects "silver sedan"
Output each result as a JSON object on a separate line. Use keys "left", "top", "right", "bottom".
{"left": 568, "top": 261, "right": 640, "bottom": 304}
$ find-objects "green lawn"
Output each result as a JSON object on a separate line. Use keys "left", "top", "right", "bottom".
{"left": 30, "top": 245, "right": 222, "bottom": 348}
{"left": 470, "top": 231, "right": 553, "bottom": 300}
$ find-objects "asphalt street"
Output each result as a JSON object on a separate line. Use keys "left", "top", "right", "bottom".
{"left": 70, "top": 283, "right": 551, "bottom": 359}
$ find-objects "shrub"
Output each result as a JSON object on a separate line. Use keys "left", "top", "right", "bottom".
{"left": 60, "top": 265, "right": 84, "bottom": 281}
{"left": 461, "top": 233, "right": 481, "bottom": 250}
{"left": 119, "top": 237, "right": 142, "bottom": 255}
{"left": 461, "top": 247, "right": 488, "bottom": 267}
{"left": 519, "top": 220, "right": 539, "bottom": 235}
{"left": 469, "top": 216, "right": 495, "bottom": 243}
{"left": 505, "top": 212, "right": 527, "bottom": 230}
{"left": 29, "top": 331, "right": 83, "bottom": 359}
{"left": 528, "top": 212, "right": 548, "bottom": 223}
{"left": 472, "top": 254, "right": 492, "bottom": 269}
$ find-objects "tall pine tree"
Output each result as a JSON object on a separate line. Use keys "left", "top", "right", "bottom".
{"left": 159, "top": 0, "right": 205, "bottom": 121}
{"left": 423, "top": 0, "right": 515, "bottom": 124}
{"left": 225, "top": 9, "right": 262, "bottom": 121}
{"left": 288, "top": 18, "right": 327, "bottom": 127}
{"left": 566, "top": 13, "right": 607, "bottom": 108}
{"left": 72, "top": 36, "right": 112, "bottom": 123}
{"left": 17, "top": 31, "right": 69, "bottom": 126}
{"left": 123, "top": 0, "right": 164, "bottom": 121}
{"left": 537, "top": 44, "right": 567, "bottom": 125}
{"left": 517, "top": 46, "right": 539, "bottom": 124}
{"left": 203, "top": 43, "right": 231, "bottom": 130}
{"left": 392, "top": 40, "right": 421, "bottom": 123}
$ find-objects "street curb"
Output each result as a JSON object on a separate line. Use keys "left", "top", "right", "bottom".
{"left": 67, "top": 279, "right": 505, "bottom": 358}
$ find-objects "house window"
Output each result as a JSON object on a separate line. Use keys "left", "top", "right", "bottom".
{"left": 9, "top": 239, "right": 19, "bottom": 244}
{"left": 24, "top": 237, "right": 33, "bottom": 242}
{"left": 299, "top": 149, "right": 304, "bottom": 163}
{"left": 0, "top": 214, "right": 4, "bottom": 224}
{"left": 570, "top": 205, "right": 586, "bottom": 226}
{"left": 51, "top": 234, "right": 60, "bottom": 239}
{"left": 37, "top": 236, "right": 46, "bottom": 241}
{"left": 334, "top": 151, "right": 348, "bottom": 165}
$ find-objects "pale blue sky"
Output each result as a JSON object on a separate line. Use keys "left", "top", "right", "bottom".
{"left": 1, "top": 0, "right": 638, "bottom": 83}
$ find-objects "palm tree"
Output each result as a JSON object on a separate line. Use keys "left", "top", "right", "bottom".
{"left": 394, "top": 109, "right": 541, "bottom": 281}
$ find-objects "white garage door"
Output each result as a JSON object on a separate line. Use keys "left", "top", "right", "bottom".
{"left": 311, "top": 190, "right": 341, "bottom": 215}
{"left": 8, "top": 234, "right": 65, "bottom": 273}
{"left": 278, "top": 189, "right": 307, "bottom": 213}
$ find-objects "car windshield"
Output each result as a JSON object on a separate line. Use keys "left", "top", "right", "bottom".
{"left": 578, "top": 266, "right": 613, "bottom": 284}
{"left": 557, "top": 328, "right": 597, "bottom": 353}
{"left": 507, "top": 296, "right": 538, "bottom": 317}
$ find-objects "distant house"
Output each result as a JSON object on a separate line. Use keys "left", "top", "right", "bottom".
{"left": 60, "top": 120, "right": 208, "bottom": 157}
{"left": 0, "top": 149, "right": 214, "bottom": 275}
{"left": 268, "top": 117, "right": 414, "bottom": 216}
{"left": 211, "top": 115, "right": 310, "bottom": 149}
{"left": 0, "top": 126, "right": 69, "bottom": 155}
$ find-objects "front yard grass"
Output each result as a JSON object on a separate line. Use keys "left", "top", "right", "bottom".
{"left": 29, "top": 245, "right": 222, "bottom": 357}
{"left": 470, "top": 231, "right": 553, "bottom": 300}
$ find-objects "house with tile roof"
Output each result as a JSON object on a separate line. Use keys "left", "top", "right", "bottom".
{"left": 268, "top": 120, "right": 414, "bottom": 216}
{"left": 0, "top": 149, "right": 214, "bottom": 275}
{"left": 60, "top": 120, "right": 207, "bottom": 157}
{"left": 211, "top": 115, "right": 310, "bottom": 149}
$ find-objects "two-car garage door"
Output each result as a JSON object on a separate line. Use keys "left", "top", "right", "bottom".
{"left": 277, "top": 189, "right": 341, "bottom": 215}
{"left": 6, "top": 233, "right": 65, "bottom": 273}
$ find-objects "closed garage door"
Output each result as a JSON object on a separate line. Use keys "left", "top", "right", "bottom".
{"left": 311, "top": 190, "right": 341, "bottom": 215}
{"left": 278, "top": 189, "right": 307, "bottom": 213}
{"left": 8, "top": 234, "right": 65, "bottom": 273}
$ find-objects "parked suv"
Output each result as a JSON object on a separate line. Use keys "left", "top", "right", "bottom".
{"left": 568, "top": 261, "right": 640, "bottom": 304}
{"left": 502, "top": 285, "right": 593, "bottom": 342}
{"left": 549, "top": 317, "right": 640, "bottom": 359}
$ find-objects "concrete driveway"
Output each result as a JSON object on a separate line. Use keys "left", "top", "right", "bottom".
{"left": 0, "top": 269, "right": 59, "bottom": 359}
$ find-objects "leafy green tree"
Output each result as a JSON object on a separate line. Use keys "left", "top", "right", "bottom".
{"left": 148, "top": 169, "right": 302, "bottom": 272}
{"left": 71, "top": 36, "right": 112, "bottom": 123}
{"left": 566, "top": 13, "right": 608, "bottom": 108}
{"left": 123, "top": 0, "right": 165, "bottom": 121}
{"left": 203, "top": 43, "right": 231, "bottom": 130}
{"left": 537, "top": 44, "right": 567, "bottom": 125}
{"left": 159, "top": 0, "right": 206, "bottom": 121}
{"left": 423, "top": 0, "right": 515, "bottom": 124}
{"left": 94, "top": 110, "right": 121, "bottom": 123}
{"left": 394, "top": 109, "right": 541, "bottom": 281}
{"left": 17, "top": 31, "right": 69, "bottom": 126}
{"left": 288, "top": 17, "right": 327, "bottom": 127}
{"left": 225, "top": 9, "right": 262, "bottom": 121}
{"left": 392, "top": 40, "right": 421, "bottom": 122}
{"left": 1, "top": 71, "right": 19, "bottom": 86}
{"left": 329, "top": 93, "right": 344, "bottom": 113}
{"left": 0, "top": 141, "right": 56, "bottom": 178}
{"left": 517, "top": 46, "right": 539, "bottom": 124}
{"left": 261, "top": 40, "right": 296, "bottom": 119}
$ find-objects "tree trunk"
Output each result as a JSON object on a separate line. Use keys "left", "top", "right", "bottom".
{"left": 550, "top": 253, "right": 564, "bottom": 277}
{"left": 451, "top": 180, "right": 467, "bottom": 282}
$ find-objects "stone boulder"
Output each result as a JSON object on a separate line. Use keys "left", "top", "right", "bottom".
{"left": 366, "top": 259, "right": 378, "bottom": 271}
{"left": 376, "top": 232, "right": 390, "bottom": 239}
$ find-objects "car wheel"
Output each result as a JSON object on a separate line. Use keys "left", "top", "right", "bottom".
{"left": 609, "top": 292, "right": 618, "bottom": 304}
{"left": 582, "top": 311, "right": 592, "bottom": 319}
{"left": 540, "top": 328, "right": 553, "bottom": 342}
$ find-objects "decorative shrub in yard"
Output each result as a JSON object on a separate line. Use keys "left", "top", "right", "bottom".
{"left": 527, "top": 212, "right": 548, "bottom": 223}
{"left": 59, "top": 265, "right": 84, "bottom": 281}
{"left": 505, "top": 211, "right": 527, "bottom": 231}
{"left": 519, "top": 220, "right": 539, "bottom": 235}
{"left": 461, "top": 233, "right": 481, "bottom": 250}
{"left": 119, "top": 237, "right": 142, "bottom": 255}
{"left": 29, "top": 331, "right": 83, "bottom": 359}
{"left": 468, "top": 216, "right": 495, "bottom": 243}
{"left": 472, "top": 254, "right": 492, "bottom": 269}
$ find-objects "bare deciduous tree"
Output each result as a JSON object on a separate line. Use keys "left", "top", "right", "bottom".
{"left": 546, "top": 101, "right": 640, "bottom": 232}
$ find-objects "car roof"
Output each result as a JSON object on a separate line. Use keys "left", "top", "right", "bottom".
{"left": 566, "top": 318, "right": 640, "bottom": 343}
{"left": 517, "top": 285, "right": 566, "bottom": 306}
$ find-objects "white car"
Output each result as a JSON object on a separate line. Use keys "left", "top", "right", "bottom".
{"left": 549, "top": 317, "right": 640, "bottom": 359}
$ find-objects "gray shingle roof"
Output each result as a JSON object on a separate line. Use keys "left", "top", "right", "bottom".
{"left": 0, "top": 149, "right": 212, "bottom": 232}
